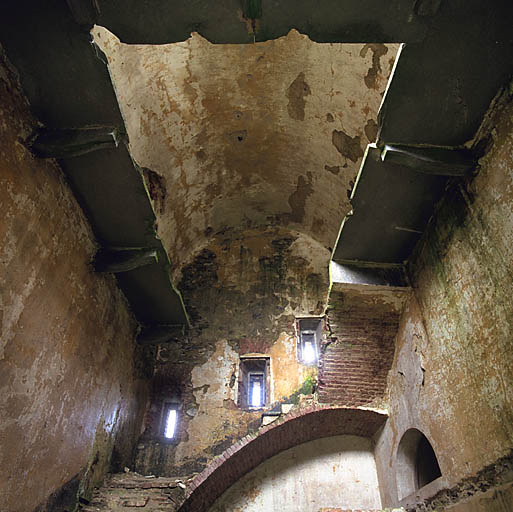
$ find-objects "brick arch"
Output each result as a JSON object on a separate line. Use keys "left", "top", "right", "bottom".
{"left": 178, "top": 405, "right": 387, "bottom": 512}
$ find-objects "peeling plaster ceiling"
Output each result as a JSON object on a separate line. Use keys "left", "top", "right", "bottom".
{"left": 94, "top": 28, "right": 398, "bottom": 283}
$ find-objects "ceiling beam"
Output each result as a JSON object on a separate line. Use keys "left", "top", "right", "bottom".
{"left": 31, "top": 126, "right": 126, "bottom": 159}
{"left": 330, "top": 260, "right": 409, "bottom": 288}
{"left": 94, "top": 248, "right": 158, "bottom": 273}
{"left": 381, "top": 144, "right": 476, "bottom": 176}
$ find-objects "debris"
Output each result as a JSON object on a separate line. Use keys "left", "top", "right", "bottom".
{"left": 121, "top": 497, "right": 149, "bottom": 507}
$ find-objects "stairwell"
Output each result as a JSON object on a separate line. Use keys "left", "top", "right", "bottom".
{"left": 79, "top": 473, "right": 194, "bottom": 512}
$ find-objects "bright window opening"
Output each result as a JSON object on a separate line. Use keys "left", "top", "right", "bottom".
{"left": 297, "top": 318, "right": 322, "bottom": 365}
{"left": 249, "top": 372, "right": 265, "bottom": 408}
{"left": 238, "top": 357, "right": 269, "bottom": 409}
{"left": 302, "top": 337, "right": 317, "bottom": 364}
{"left": 164, "top": 408, "right": 177, "bottom": 439}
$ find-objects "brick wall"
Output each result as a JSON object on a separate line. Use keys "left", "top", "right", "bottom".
{"left": 178, "top": 405, "right": 387, "bottom": 512}
{"left": 319, "top": 287, "right": 406, "bottom": 405}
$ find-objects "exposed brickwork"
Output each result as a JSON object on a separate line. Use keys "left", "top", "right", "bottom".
{"left": 178, "top": 405, "right": 387, "bottom": 512}
{"left": 319, "top": 289, "right": 402, "bottom": 405}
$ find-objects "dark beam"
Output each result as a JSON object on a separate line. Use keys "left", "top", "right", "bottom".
{"left": 381, "top": 144, "right": 476, "bottom": 176}
{"left": 242, "top": 0, "right": 262, "bottom": 19}
{"left": 137, "top": 324, "right": 185, "bottom": 345}
{"left": 31, "top": 126, "right": 126, "bottom": 159}
{"left": 94, "top": 248, "right": 158, "bottom": 273}
{"left": 330, "top": 260, "right": 409, "bottom": 288}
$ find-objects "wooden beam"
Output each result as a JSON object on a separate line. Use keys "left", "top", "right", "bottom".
{"left": 381, "top": 144, "right": 476, "bottom": 176}
{"left": 94, "top": 248, "right": 158, "bottom": 273}
{"left": 31, "top": 126, "right": 126, "bottom": 159}
{"left": 137, "top": 324, "right": 185, "bottom": 345}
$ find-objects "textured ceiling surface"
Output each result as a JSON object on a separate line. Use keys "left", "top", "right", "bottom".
{"left": 94, "top": 28, "right": 398, "bottom": 281}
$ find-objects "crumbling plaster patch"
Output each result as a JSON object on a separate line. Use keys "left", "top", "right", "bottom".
{"left": 178, "top": 228, "right": 331, "bottom": 339}
{"left": 175, "top": 340, "right": 240, "bottom": 462}
{"left": 93, "top": 27, "right": 398, "bottom": 277}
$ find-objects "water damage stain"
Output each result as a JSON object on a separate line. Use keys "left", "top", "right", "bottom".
{"left": 364, "top": 119, "right": 378, "bottom": 142}
{"left": 286, "top": 72, "right": 311, "bottom": 121}
{"left": 332, "top": 130, "right": 363, "bottom": 163}
{"left": 360, "top": 43, "right": 388, "bottom": 90}
{"left": 288, "top": 173, "right": 313, "bottom": 223}
{"left": 324, "top": 165, "right": 340, "bottom": 176}
{"left": 141, "top": 167, "right": 166, "bottom": 214}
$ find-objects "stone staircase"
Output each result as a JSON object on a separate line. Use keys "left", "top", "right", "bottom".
{"left": 79, "top": 472, "right": 194, "bottom": 512}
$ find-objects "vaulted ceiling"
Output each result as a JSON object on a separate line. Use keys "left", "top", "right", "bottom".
{"left": 2, "top": 0, "right": 512, "bottom": 339}
{"left": 94, "top": 27, "right": 398, "bottom": 278}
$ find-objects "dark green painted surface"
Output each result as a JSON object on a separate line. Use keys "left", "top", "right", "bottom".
{"left": 0, "top": 0, "right": 189, "bottom": 328}
{"left": 59, "top": 146, "right": 157, "bottom": 247}
{"left": 116, "top": 264, "right": 188, "bottom": 325}
{"left": 331, "top": 261, "right": 409, "bottom": 288}
{"left": 0, "top": 0, "right": 122, "bottom": 128}
{"left": 94, "top": 0, "right": 428, "bottom": 45}
{"left": 333, "top": 145, "right": 449, "bottom": 264}
{"left": 377, "top": 0, "right": 513, "bottom": 146}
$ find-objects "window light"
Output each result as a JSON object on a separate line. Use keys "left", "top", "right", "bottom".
{"left": 297, "top": 318, "right": 322, "bottom": 365}
{"left": 302, "top": 339, "right": 317, "bottom": 364}
{"left": 164, "top": 408, "right": 177, "bottom": 439}
{"left": 248, "top": 372, "right": 265, "bottom": 408}
{"left": 238, "top": 357, "right": 269, "bottom": 409}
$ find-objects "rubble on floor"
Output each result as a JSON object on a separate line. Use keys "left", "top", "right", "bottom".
{"left": 79, "top": 472, "right": 194, "bottom": 511}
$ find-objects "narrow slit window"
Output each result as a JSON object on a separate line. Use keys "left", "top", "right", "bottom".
{"left": 164, "top": 408, "right": 177, "bottom": 439}
{"left": 302, "top": 333, "right": 317, "bottom": 364}
{"left": 238, "top": 357, "right": 269, "bottom": 409}
{"left": 297, "top": 318, "right": 322, "bottom": 365}
{"left": 249, "top": 372, "right": 265, "bottom": 408}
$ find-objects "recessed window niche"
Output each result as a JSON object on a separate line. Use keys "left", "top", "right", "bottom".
{"left": 238, "top": 356, "right": 270, "bottom": 410}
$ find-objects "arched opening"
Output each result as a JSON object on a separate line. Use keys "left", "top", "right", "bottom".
{"left": 396, "top": 428, "right": 442, "bottom": 501}
{"left": 210, "top": 435, "right": 381, "bottom": 511}
{"left": 178, "top": 406, "right": 387, "bottom": 512}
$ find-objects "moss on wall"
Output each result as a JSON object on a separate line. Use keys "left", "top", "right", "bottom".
{"left": 375, "top": 90, "right": 513, "bottom": 508}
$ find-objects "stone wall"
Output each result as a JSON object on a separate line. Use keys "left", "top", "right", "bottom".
{"left": 375, "top": 90, "right": 513, "bottom": 508}
{"left": 134, "top": 230, "right": 327, "bottom": 476}
{"left": 133, "top": 234, "right": 407, "bottom": 478}
{"left": 0, "top": 48, "right": 149, "bottom": 511}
